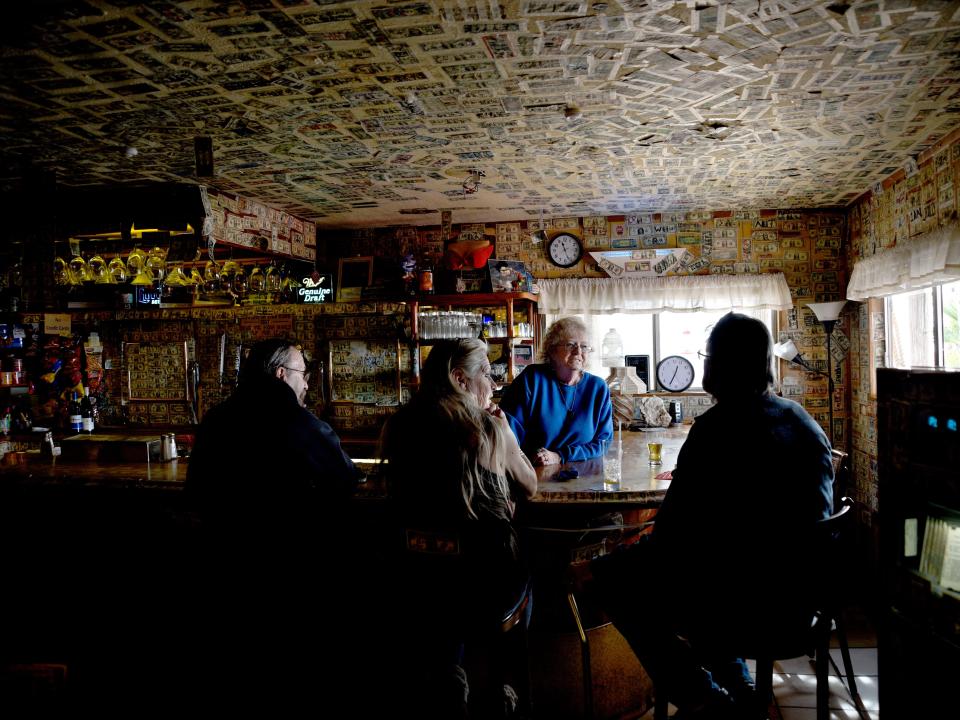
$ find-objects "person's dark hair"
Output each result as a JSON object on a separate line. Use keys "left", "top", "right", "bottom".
{"left": 239, "top": 339, "right": 298, "bottom": 385}
{"left": 701, "top": 313, "right": 773, "bottom": 401}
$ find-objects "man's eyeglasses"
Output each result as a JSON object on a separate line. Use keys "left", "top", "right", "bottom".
{"left": 564, "top": 342, "right": 593, "bottom": 354}
{"left": 697, "top": 350, "right": 710, "bottom": 360}
{"left": 282, "top": 366, "right": 310, "bottom": 382}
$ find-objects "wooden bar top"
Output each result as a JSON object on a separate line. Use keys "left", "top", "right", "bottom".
{"left": 0, "top": 425, "right": 689, "bottom": 504}
{"left": 533, "top": 425, "right": 688, "bottom": 505}
{"left": 0, "top": 452, "right": 187, "bottom": 490}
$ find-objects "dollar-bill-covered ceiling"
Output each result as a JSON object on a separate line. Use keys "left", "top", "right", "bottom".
{"left": 1, "top": 0, "right": 959, "bottom": 228}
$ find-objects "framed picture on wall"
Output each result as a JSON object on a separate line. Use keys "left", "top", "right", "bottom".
{"left": 337, "top": 256, "right": 373, "bottom": 302}
{"left": 487, "top": 259, "right": 532, "bottom": 293}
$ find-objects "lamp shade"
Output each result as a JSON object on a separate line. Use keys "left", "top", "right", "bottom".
{"left": 773, "top": 339, "right": 801, "bottom": 363}
{"left": 807, "top": 301, "right": 846, "bottom": 322}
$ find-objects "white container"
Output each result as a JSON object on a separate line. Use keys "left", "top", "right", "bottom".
{"left": 601, "top": 328, "right": 624, "bottom": 367}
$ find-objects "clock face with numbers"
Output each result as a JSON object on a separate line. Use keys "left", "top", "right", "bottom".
{"left": 656, "top": 355, "right": 695, "bottom": 392}
{"left": 547, "top": 233, "right": 583, "bottom": 268}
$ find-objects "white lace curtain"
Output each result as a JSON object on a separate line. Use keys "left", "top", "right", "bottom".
{"left": 536, "top": 273, "right": 793, "bottom": 314}
{"left": 847, "top": 222, "right": 960, "bottom": 300}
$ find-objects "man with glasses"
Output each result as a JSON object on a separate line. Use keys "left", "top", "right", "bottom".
{"left": 187, "top": 338, "right": 360, "bottom": 513}
{"left": 185, "top": 338, "right": 363, "bottom": 711}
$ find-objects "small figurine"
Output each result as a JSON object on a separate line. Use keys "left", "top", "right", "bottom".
{"left": 400, "top": 253, "right": 417, "bottom": 296}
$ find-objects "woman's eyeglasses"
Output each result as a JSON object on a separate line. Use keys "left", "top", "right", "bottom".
{"left": 564, "top": 342, "right": 593, "bottom": 354}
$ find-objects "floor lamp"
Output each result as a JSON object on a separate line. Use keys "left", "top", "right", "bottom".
{"left": 774, "top": 300, "right": 846, "bottom": 446}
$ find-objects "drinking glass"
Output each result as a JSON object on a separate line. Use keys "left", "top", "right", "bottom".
{"left": 108, "top": 255, "right": 128, "bottom": 283}
{"left": 126, "top": 247, "right": 146, "bottom": 278}
{"left": 648, "top": 442, "right": 663, "bottom": 465}
{"left": 249, "top": 266, "right": 265, "bottom": 293}
{"left": 89, "top": 255, "right": 109, "bottom": 283}
{"left": 603, "top": 439, "right": 622, "bottom": 490}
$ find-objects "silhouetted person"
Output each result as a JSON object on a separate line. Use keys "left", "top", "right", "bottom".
{"left": 185, "top": 338, "right": 362, "bottom": 713}
{"left": 583, "top": 313, "right": 833, "bottom": 719}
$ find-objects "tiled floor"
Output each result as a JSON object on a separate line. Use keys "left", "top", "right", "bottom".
{"left": 637, "top": 608, "right": 879, "bottom": 720}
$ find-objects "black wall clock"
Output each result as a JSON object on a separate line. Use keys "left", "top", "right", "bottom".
{"left": 656, "top": 355, "right": 695, "bottom": 392}
{"left": 547, "top": 232, "right": 583, "bottom": 268}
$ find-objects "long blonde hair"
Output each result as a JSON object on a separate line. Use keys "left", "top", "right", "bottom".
{"left": 381, "top": 339, "right": 510, "bottom": 519}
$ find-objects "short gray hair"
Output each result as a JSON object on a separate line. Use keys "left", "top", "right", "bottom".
{"left": 540, "top": 317, "right": 587, "bottom": 362}
{"left": 239, "top": 339, "right": 299, "bottom": 384}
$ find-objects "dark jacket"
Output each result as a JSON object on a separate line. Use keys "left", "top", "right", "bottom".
{"left": 593, "top": 393, "right": 833, "bottom": 644}
{"left": 182, "top": 377, "right": 364, "bottom": 710}
{"left": 186, "top": 375, "right": 360, "bottom": 546}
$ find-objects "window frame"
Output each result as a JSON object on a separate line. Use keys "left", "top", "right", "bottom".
{"left": 543, "top": 309, "right": 777, "bottom": 392}
{"left": 883, "top": 279, "right": 960, "bottom": 372}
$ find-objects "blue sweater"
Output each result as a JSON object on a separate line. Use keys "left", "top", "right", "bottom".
{"left": 499, "top": 364, "right": 613, "bottom": 462}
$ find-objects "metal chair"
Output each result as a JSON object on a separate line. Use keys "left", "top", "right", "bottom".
{"left": 557, "top": 519, "right": 657, "bottom": 719}
{"left": 740, "top": 496, "right": 865, "bottom": 720}
{"left": 575, "top": 499, "right": 865, "bottom": 720}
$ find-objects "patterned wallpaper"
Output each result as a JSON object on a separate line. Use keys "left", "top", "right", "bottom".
{"left": 342, "top": 204, "right": 852, "bottom": 444}
{"left": 2, "top": 1, "right": 960, "bottom": 228}
{"left": 846, "top": 125, "right": 960, "bottom": 515}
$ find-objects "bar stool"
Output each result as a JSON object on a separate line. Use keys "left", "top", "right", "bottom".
{"left": 397, "top": 525, "right": 533, "bottom": 717}
{"left": 642, "top": 497, "right": 863, "bottom": 720}
{"left": 554, "top": 518, "right": 657, "bottom": 719}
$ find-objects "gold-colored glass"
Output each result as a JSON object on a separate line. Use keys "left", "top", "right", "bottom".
{"left": 165, "top": 265, "right": 189, "bottom": 286}
{"left": 249, "top": 266, "right": 265, "bottom": 293}
{"left": 89, "top": 255, "right": 110, "bottom": 283}
{"left": 126, "top": 247, "right": 146, "bottom": 277}
{"left": 68, "top": 255, "right": 89, "bottom": 284}
{"left": 146, "top": 246, "right": 166, "bottom": 282}
{"left": 108, "top": 255, "right": 127, "bottom": 283}
{"left": 130, "top": 269, "right": 153, "bottom": 286}
{"left": 232, "top": 266, "right": 248, "bottom": 294}
{"left": 265, "top": 263, "right": 281, "bottom": 293}
{"left": 203, "top": 260, "right": 221, "bottom": 293}
{"left": 54, "top": 257, "right": 70, "bottom": 286}
{"left": 220, "top": 260, "right": 239, "bottom": 292}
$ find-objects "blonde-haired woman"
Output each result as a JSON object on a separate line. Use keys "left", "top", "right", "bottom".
{"left": 380, "top": 338, "right": 536, "bottom": 717}
{"left": 500, "top": 316, "right": 613, "bottom": 465}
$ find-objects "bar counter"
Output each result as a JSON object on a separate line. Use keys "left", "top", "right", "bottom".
{"left": 0, "top": 424, "right": 689, "bottom": 503}
{"left": 534, "top": 426, "right": 687, "bottom": 504}
{"left": 0, "top": 452, "right": 188, "bottom": 489}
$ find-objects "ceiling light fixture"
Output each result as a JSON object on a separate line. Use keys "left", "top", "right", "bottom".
{"left": 462, "top": 169, "right": 484, "bottom": 195}
{"left": 529, "top": 208, "right": 547, "bottom": 244}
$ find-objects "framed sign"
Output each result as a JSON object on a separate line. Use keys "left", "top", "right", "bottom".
{"left": 337, "top": 256, "right": 373, "bottom": 302}
{"left": 125, "top": 341, "right": 189, "bottom": 401}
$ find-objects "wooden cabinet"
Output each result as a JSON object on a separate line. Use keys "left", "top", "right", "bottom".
{"left": 409, "top": 292, "right": 539, "bottom": 386}
{"left": 877, "top": 368, "right": 960, "bottom": 715}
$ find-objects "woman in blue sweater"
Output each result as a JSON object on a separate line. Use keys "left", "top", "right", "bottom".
{"left": 499, "top": 317, "right": 613, "bottom": 465}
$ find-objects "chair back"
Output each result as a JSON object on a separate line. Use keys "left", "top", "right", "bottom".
{"left": 830, "top": 450, "right": 850, "bottom": 503}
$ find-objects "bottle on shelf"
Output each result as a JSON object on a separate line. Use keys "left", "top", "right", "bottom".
{"left": 68, "top": 391, "right": 82, "bottom": 434}
{"left": 80, "top": 387, "right": 94, "bottom": 433}
{"left": 418, "top": 256, "right": 434, "bottom": 294}
{"left": 601, "top": 328, "right": 624, "bottom": 367}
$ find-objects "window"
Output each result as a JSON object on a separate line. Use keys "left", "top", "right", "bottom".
{"left": 885, "top": 280, "right": 960, "bottom": 370}
{"left": 544, "top": 309, "right": 775, "bottom": 390}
